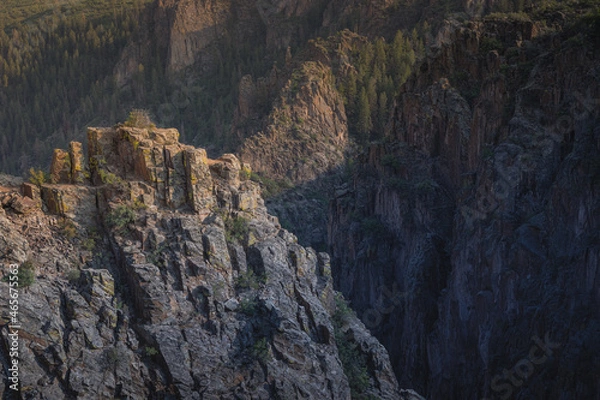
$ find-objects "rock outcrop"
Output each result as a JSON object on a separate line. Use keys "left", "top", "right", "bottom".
{"left": 239, "top": 61, "right": 348, "bottom": 184}
{"left": 0, "top": 124, "right": 410, "bottom": 399}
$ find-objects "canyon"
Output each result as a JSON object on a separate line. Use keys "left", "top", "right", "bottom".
{"left": 1, "top": 0, "right": 599, "bottom": 398}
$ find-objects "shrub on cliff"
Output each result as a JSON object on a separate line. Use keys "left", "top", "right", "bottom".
{"left": 251, "top": 337, "right": 270, "bottom": 363}
{"left": 28, "top": 168, "right": 48, "bottom": 187}
{"left": 124, "top": 109, "right": 155, "bottom": 129}
{"left": 249, "top": 172, "right": 293, "bottom": 198}
{"left": 235, "top": 270, "right": 266, "bottom": 290}
{"left": 3, "top": 260, "right": 36, "bottom": 287}
{"left": 106, "top": 204, "right": 136, "bottom": 230}
{"left": 225, "top": 215, "right": 250, "bottom": 244}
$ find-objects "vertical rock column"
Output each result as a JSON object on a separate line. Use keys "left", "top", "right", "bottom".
{"left": 87, "top": 127, "right": 115, "bottom": 186}
{"left": 50, "top": 149, "right": 71, "bottom": 184}
{"left": 69, "top": 141, "right": 85, "bottom": 184}
{"left": 183, "top": 148, "right": 214, "bottom": 212}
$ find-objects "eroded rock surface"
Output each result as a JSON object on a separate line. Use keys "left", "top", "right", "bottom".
{"left": 0, "top": 125, "right": 409, "bottom": 399}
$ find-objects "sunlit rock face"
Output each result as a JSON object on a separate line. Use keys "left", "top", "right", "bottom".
{"left": 0, "top": 123, "right": 411, "bottom": 400}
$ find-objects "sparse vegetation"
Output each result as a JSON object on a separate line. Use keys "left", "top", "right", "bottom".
{"left": 84, "top": 227, "right": 101, "bottom": 251}
{"left": 251, "top": 337, "right": 270, "bottom": 363}
{"left": 333, "top": 291, "right": 356, "bottom": 325}
{"left": 82, "top": 237, "right": 96, "bottom": 252}
{"left": 225, "top": 215, "right": 250, "bottom": 244}
{"left": 28, "top": 168, "right": 48, "bottom": 187}
{"left": 132, "top": 197, "right": 148, "bottom": 210}
{"left": 98, "top": 169, "right": 125, "bottom": 186}
{"left": 104, "top": 347, "right": 123, "bottom": 368}
{"left": 59, "top": 218, "right": 77, "bottom": 239}
{"left": 146, "top": 242, "right": 167, "bottom": 265}
{"left": 124, "top": 109, "right": 155, "bottom": 128}
{"left": 486, "top": 12, "right": 532, "bottom": 22}
{"left": 66, "top": 269, "right": 81, "bottom": 284}
{"left": 250, "top": 172, "right": 293, "bottom": 199}
{"left": 479, "top": 37, "right": 504, "bottom": 53}
{"left": 144, "top": 346, "right": 159, "bottom": 357}
{"left": 106, "top": 204, "right": 136, "bottom": 230}
{"left": 235, "top": 270, "right": 266, "bottom": 290}
{"left": 17, "top": 261, "right": 36, "bottom": 288}
{"left": 239, "top": 165, "right": 252, "bottom": 181}
{"left": 239, "top": 298, "right": 259, "bottom": 316}
{"left": 332, "top": 292, "right": 371, "bottom": 399}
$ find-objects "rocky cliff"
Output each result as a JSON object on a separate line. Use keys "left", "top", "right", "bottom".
{"left": 329, "top": 12, "right": 600, "bottom": 399}
{"left": 239, "top": 60, "right": 348, "bottom": 184}
{"left": 0, "top": 125, "right": 417, "bottom": 399}
{"left": 115, "top": 0, "right": 332, "bottom": 83}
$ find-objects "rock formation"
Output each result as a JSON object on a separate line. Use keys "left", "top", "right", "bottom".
{"left": 239, "top": 61, "right": 348, "bottom": 184}
{"left": 0, "top": 125, "right": 414, "bottom": 399}
{"left": 329, "top": 14, "right": 600, "bottom": 399}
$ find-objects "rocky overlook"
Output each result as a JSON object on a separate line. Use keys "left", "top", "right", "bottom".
{"left": 0, "top": 124, "right": 419, "bottom": 399}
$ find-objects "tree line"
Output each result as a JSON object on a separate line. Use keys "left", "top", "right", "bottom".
{"left": 338, "top": 29, "right": 423, "bottom": 142}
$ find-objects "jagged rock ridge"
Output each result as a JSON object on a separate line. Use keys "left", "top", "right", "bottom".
{"left": 0, "top": 125, "right": 418, "bottom": 399}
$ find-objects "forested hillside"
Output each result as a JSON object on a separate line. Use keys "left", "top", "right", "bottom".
{"left": 0, "top": 0, "right": 151, "bottom": 173}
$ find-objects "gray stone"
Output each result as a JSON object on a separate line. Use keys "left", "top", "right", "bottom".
{"left": 224, "top": 298, "right": 239, "bottom": 311}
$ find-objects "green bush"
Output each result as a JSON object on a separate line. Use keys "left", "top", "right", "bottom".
{"left": 66, "top": 269, "right": 81, "bottom": 283}
{"left": 132, "top": 198, "right": 148, "bottom": 210}
{"left": 480, "top": 37, "right": 504, "bottom": 53}
{"left": 235, "top": 270, "right": 266, "bottom": 290}
{"left": 251, "top": 337, "right": 270, "bottom": 362}
{"left": 250, "top": 172, "right": 293, "bottom": 198}
{"left": 144, "top": 346, "right": 159, "bottom": 357}
{"left": 333, "top": 292, "right": 355, "bottom": 325}
{"left": 20, "top": 261, "right": 36, "bottom": 287}
{"left": 106, "top": 205, "right": 136, "bottom": 230}
{"left": 5, "top": 261, "right": 36, "bottom": 288}
{"left": 239, "top": 165, "right": 252, "bottom": 181}
{"left": 225, "top": 215, "right": 250, "bottom": 244}
{"left": 82, "top": 238, "right": 96, "bottom": 252}
{"left": 124, "top": 109, "right": 155, "bottom": 128}
{"left": 146, "top": 242, "right": 167, "bottom": 265}
{"left": 98, "top": 169, "right": 125, "bottom": 186}
{"left": 239, "top": 298, "right": 259, "bottom": 316}
{"left": 28, "top": 168, "right": 48, "bottom": 187}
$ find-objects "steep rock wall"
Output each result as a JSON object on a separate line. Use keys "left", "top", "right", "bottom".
{"left": 330, "top": 16, "right": 600, "bottom": 399}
